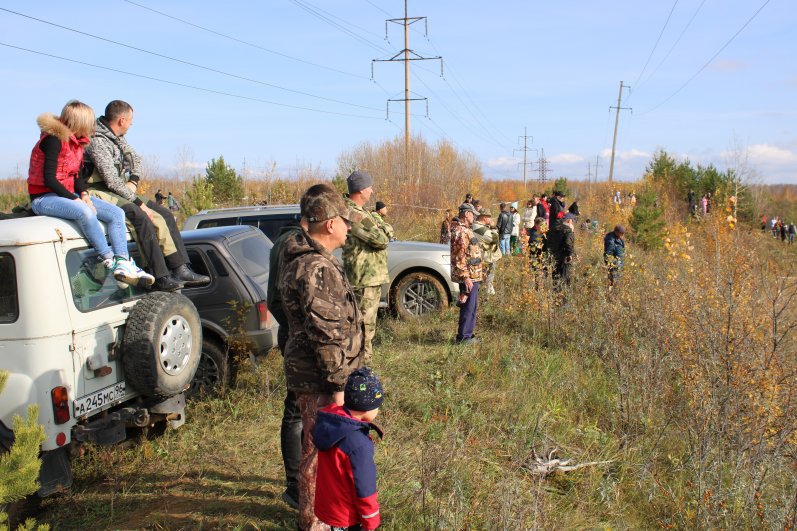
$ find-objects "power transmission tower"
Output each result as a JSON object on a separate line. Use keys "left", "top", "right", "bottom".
{"left": 608, "top": 80, "right": 631, "bottom": 184}
{"left": 514, "top": 127, "right": 536, "bottom": 192}
{"left": 372, "top": 0, "right": 442, "bottom": 175}
{"left": 536, "top": 149, "right": 552, "bottom": 187}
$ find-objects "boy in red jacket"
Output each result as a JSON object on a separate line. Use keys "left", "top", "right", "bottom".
{"left": 313, "top": 367, "right": 384, "bottom": 530}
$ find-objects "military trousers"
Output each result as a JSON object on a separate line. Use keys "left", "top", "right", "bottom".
{"left": 88, "top": 189, "right": 185, "bottom": 262}
{"left": 353, "top": 285, "right": 381, "bottom": 362}
{"left": 296, "top": 392, "right": 335, "bottom": 531}
{"left": 456, "top": 281, "right": 480, "bottom": 341}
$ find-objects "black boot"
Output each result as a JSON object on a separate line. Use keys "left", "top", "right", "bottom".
{"left": 171, "top": 264, "right": 210, "bottom": 287}
{"left": 153, "top": 275, "right": 185, "bottom": 292}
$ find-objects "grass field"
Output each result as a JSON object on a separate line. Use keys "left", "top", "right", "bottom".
{"left": 32, "top": 217, "right": 797, "bottom": 529}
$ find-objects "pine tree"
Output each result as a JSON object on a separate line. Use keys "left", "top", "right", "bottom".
{"left": 0, "top": 371, "right": 48, "bottom": 531}
{"left": 204, "top": 156, "right": 244, "bottom": 204}
{"left": 629, "top": 188, "right": 666, "bottom": 250}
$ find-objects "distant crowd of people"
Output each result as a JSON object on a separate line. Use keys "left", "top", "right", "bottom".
{"left": 154, "top": 188, "right": 180, "bottom": 212}
{"left": 442, "top": 191, "right": 626, "bottom": 345}
{"left": 762, "top": 215, "right": 796, "bottom": 244}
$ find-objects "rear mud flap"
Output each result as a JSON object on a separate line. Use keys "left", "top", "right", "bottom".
{"left": 38, "top": 446, "right": 72, "bottom": 497}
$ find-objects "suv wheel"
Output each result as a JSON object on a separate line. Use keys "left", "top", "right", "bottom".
{"left": 188, "top": 339, "right": 234, "bottom": 398}
{"left": 391, "top": 272, "right": 448, "bottom": 319}
{"left": 122, "top": 292, "right": 202, "bottom": 399}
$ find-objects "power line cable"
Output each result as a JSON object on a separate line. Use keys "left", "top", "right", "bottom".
{"left": 289, "top": 0, "right": 386, "bottom": 42}
{"left": 362, "top": 0, "right": 394, "bottom": 18}
{"left": 122, "top": 0, "right": 368, "bottom": 80}
{"left": 640, "top": 0, "right": 771, "bottom": 115}
{"left": 0, "top": 41, "right": 385, "bottom": 120}
{"left": 637, "top": 0, "right": 708, "bottom": 90}
{"left": 287, "top": 0, "right": 391, "bottom": 55}
{"left": 0, "top": 7, "right": 383, "bottom": 112}
{"left": 412, "top": 70, "right": 506, "bottom": 150}
{"left": 412, "top": 29, "right": 512, "bottom": 146}
{"left": 632, "top": 0, "right": 679, "bottom": 90}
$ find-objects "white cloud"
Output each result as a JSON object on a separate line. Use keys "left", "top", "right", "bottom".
{"left": 485, "top": 156, "right": 517, "bottom": 171}
{"left": 746, "top": 144, "right": 797, "bottom": 164}
{"left": 599, "top": 148, "right": 649, "bottom": 161}
{"left": 550, "top": 153, "right": 583, "bottom": 164}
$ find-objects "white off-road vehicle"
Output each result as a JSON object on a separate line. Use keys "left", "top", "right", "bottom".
{"left": 0, "top": 215, "right": 201, "bottom": 497}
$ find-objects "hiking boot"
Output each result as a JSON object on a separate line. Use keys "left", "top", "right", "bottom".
{"left": 281, "top": 489, "right": 299, "bottom": 510}
{"left": 171, "top": 264, "right": 210, "bottom": 287}
{"left": 153, "top": 275, "right": 184, "bottom": 292}
{"left": 456, "top": 337, "right": 479, "bottom": 346}
{"left": 113, "top": 257, "right": 155, "bottom": 289}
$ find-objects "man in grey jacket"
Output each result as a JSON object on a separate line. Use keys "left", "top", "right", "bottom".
{"left": 84, "top": 100, "right": 208, "bottom": 290}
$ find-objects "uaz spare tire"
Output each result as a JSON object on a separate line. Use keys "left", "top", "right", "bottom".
{"left": 122, "top": 292, "right": 202, "bottom": 399}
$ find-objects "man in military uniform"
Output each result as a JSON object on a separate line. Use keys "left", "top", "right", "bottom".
{"left": 342, "top": 171, "right": 390, "bottom": 361}
{"left": 450, "top": 202, "right": 484, "bottom": 344}
{"left": 279, "top": 184, "right": 364, "bottom": 531}
{"left": 266, "top": 216, "right": 308, "bottom": 510}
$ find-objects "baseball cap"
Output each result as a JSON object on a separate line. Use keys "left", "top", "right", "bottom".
{"left": 344, "top": 367, "right": 384, "bottom": 412}
{"left": 458, "top": 202, "right": 479, "bottom": 215}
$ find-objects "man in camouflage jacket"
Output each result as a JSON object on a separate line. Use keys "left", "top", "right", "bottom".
{"left": 279, "top": 184, "right": 364, "bottom": 531}
{"left": 451, "top": 202, "right": 484, "bottom": 344}
{"left": 342, "top": 171, "right": 390, "bottom": 361}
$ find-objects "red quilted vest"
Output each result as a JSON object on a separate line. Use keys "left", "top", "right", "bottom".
{"left": 28, "top": 132, "right": 89, "bottom": 196}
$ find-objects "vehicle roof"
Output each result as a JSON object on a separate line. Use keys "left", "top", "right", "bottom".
{"left": 181, "top": 224, "right": 271, "bottom": 245}
{"left": 0, "top": 215, "right": 93, "bottom": 246}
{"left": 190, "top": 204, "right": 299, "bottom": 217}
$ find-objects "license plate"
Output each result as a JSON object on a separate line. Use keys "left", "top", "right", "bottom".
{"left": 73, "top": 382, "right": 126, "bottom": 417}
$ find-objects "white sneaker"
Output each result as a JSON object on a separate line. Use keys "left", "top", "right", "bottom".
{"left": 113, "top": 257, "right": 155, "bottom": 289}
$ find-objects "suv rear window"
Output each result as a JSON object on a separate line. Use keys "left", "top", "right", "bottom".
{"left": 197, "top": 218, "right": 238, "bottom": 229}
{"left": 0, "top": 253, "right": 18, "bottom": 323}
{"left": 66, "top": 249, "right": 145, "bottom": 312}
{"left": 240, "top": 214, "right": 300, "bottom": 242}
{"left": 227, "top": 234, "right": 270, "bottom": 292}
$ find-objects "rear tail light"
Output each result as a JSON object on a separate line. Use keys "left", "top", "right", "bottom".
{"left": 51, "top": 386, "right": 70, "bottom": 425}
{"left": 256, "top": 301, "right": 271, "bottom": 330}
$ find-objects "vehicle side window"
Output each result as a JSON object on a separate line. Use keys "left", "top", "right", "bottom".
{"left": 186, "top": 249, "right": 211, "bottom": 277}
{"left": 198, "top": 218, "right": 238, "bottom": 229}
{"left": 206, "top": 249, "right": 229, "bottom": 277}
{"left": 258, "top": 214, "right": 300, "bottom": 241}
{"left": 66, "top": 248, "right": 145, "bottom": 312}
{"left": 0, "top": 253, "right": 19, "bottom": 323}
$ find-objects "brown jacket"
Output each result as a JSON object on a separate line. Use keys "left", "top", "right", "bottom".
{"left": 280, "top": 229, "right": 364, "bottom": 393}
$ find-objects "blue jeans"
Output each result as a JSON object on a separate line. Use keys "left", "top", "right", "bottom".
{"left": 499, "top": 234, "right": 511, "bottom": 255}
{"left": 31, "top": 194, "right": 128, "bottom": 260}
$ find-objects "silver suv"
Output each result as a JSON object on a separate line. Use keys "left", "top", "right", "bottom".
{"left": 183, "top": 205, "right": 458, "bottom": 318}
{"left": 0, "top": 216, "right": 201, "bottom": 497}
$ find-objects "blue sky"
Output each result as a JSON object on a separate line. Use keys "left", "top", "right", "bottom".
{"left": 1, "top": 0, "right": 795, "bottom": 185}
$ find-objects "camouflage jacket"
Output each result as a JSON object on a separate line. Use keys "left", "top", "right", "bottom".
{"left": 279, "top": 229, "right": 364, "bottom": 393}
{"left": 371, "top": 212, "right": 395, "bottom": 241}
{"left": 342, "top": 197, "right": 390, "bottom": 288}
{"left": 472, "top": 221, "right": 501, "bottom": 265}
{"left": 450, "top": 218, "right": 484, "bottom": 283}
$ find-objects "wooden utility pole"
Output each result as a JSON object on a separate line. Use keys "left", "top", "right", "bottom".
{"left": 608, "top": 81, "right": 631, "bottom": 184}
{"left": 372, "top": 0, "right": 442, "bottom": 178}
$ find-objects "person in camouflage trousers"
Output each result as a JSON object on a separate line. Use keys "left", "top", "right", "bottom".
{"left": 342, "top": 171, "right": 390, "bottom": 362}
{"left": 279, "top": 183, "right": 365, "bottom": 531}
{"left": 451, "top": 202, "right": 484, "bottom": 344}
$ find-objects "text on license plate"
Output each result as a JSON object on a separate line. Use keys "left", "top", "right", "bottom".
{"left": 73, "top": 382, "right": 126, "bottom": 417}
